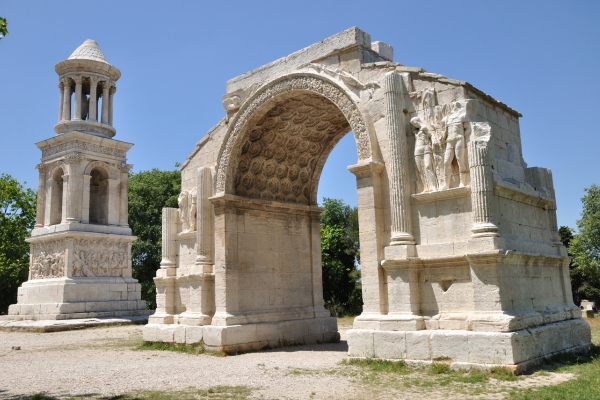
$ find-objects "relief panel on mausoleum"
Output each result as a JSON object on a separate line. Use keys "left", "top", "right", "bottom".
{"left": 30, "top": 240, "right": 66, "bottom": 279}
{"left": 71, "top": 239, "right": 129, "bottom": 277}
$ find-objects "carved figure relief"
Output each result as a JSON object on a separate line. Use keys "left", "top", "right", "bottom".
{"left": 178, "top": 188, "right": 197, "bottom": 233}
{"left": 410, "top": 117, "right": 438, "bottom": 192}
{"left": 30, "top": 241, "right": 65, "bottom": 279}
{"left": 409, "top": 88, "right": 476, "bottom": 192}
{"left": 71, "top": 239, "right": 128, "bottom": 277}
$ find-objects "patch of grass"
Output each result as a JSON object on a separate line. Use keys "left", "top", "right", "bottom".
{"left": 341, "top": 358, "right": 410, "bottom": 374}
{"left": 137, "top": 341, "right": 227, "bottom": 357}
{"left": 429, "top": 362, "right": 451, "bottom": 375}
{"left": 489, "top": 366, "right": 517, "bottom": 381}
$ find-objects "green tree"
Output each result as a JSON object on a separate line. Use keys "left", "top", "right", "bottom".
{"left": 569, "top": 184, "right": 600, "bottom": 303}
{"left": 559, "top": 225, "right": 584, "bottom": 304}
{"left": 320, "top": 198, "right": 362, "bottom": 316}
{"left": 0, "top": 174, "right": 36, "bottom": 314}
{"left": 128, "top": 168, "right": 181, "bottom": 309}
{"left": 0, "top": 17, "right": 8, "bottom": 39}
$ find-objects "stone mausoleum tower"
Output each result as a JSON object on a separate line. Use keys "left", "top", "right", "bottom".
{"left": 8, "top": 40, "right": 150, "bottom": 319}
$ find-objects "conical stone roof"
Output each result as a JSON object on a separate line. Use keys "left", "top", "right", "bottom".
{"left": 68, "top": 39, "right": 110, "bottom": 64}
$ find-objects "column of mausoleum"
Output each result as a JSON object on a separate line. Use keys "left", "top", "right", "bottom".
{"left": 89, "top": 78, "right": 98, "bottom": 122}
{"left": 34, "top": 164, "right": 47, "bottom": 227}
{"left": 101, "top": 82, "right": 110, "bottom": 124}
{"left": 108, "top": 86, "right": 116, "bottom": 126}
{"left": 384, "top": 71, "right": 414, "bottom": 245}
{"left": 73, "top": 76, "right": 83, "bottom": 121}
{"left": 195, "top": 167, "right": 213, "bottom": 270}
{"left": 468, "top": 139, "right": 498, "bottom": 237}
{"left": 57, "top": 82, "right": 64, "bottom": 123}
{"left": 62, "top": 78, "right": 72, "bottom": 121}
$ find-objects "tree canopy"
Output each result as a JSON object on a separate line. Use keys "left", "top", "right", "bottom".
{"left": 0, "top": 174, "right": 36, "bottom": 313}
{"left": 128, "top": 168, "right": 181, "bottom": 309}
{"left": 568, "top": 184, "right": 600, "bottom": 303}
{"left": 320, "top": 198, "right": 362, "bottom": 316}
{"left": 0, "top": 17, "right": 7, "bottom": 39}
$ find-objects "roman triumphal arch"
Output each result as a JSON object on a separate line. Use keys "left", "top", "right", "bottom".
{"left": 144, "top": 27, "right": 591, "bottom": 372}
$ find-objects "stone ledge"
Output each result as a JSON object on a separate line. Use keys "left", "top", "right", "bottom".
{"left": 411, "top": 186, "right": 471, "bottom": 204}
{"left": 347, "top": 318, "right": 592, "bottom": 373}
{"left": 0, "top": 314, "right": 151, "bottom": 332}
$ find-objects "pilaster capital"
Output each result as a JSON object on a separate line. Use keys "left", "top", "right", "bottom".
{"left": 35, "top": 163, "right": 48, "bottom": 172}
{"left": 117, "top": 163, "right": 133, "bottom": 173}
{"left": 64, "top": 152, "right": 84, "bottom": 165}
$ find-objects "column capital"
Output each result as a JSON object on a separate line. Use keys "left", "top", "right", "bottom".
{"left": 88, "top": 76, "right": 99, "bottom": 85}
{"left": 109, "top": 86, "right": 117, "bottom": 95}
{"left": 35, "top": 163, "right": 48, "bottom": 172}
{"left": 61, "top": 77, "right": 72, "bottom": 87}
{"left": 64, "top": 153, "right": 84, "bottom": 165}
{"left": 72, "top": 75, "right": 84, "bottom": 85}
{"left": 58, "top": 81, "right": 64, "bottom": 90}
{"left": 117, "top": 163, "right": 133, "bottom": 173}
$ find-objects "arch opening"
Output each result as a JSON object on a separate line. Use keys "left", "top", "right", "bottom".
{"left": 232, "top": 92, "right": 352, "bottom": 206}
{"left": 89, "top": 167, "right": 109, "bottom": 225}
{"left": 49, "top": 167, "right": 64, "bottom": 225}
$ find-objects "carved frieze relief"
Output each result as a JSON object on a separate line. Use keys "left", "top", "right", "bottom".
{"left": 72, "top": 239, "right": 129, "bottom": 277}
{"left": 42, "top": 140, "right": 125, "bottom": 159}
{"left": 30, "top": 241, "right": 66, "bottom": 279}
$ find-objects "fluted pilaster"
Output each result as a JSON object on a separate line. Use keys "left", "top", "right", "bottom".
{"left": 161, "top": 208, "right": 179, "bottom": 268}
{"left": 384, "top": 71, "right": 414, "bottom": 245}
{"left": 195, "top": 167, "right": 213, "bottom": 269}
{"left": 468, "top": 139, "right": 498, "bottom": 237}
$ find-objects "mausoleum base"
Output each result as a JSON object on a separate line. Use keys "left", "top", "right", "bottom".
{"left": 8, "top": 277, "right": 151, "bottom": 320}
{"left": 347, "top": 318, "right": 591, "bottom": 374}
{"left": 143, "top": 317, "right": 339, "bottom": 353}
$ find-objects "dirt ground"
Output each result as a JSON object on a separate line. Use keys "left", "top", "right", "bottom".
{"left": 0, "top": 324, "right": 573, "bottom": 399}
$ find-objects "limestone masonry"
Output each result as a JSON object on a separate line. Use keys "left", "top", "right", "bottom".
{"left": 8, "top": 40, "right": 150, "bottom": 320}
{"left": 143, "top": 27, "right": 591, "bottom": 371}
{"left": 8, "top": 28, "right": 590, "bottom": 373}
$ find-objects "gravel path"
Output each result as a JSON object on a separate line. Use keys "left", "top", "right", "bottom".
{"left": 0, "top": 325, "right": 574, "bottom": 399}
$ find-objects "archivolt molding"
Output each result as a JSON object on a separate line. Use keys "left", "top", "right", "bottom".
{"left": 215, "top": 73, "right": 375, "bottom": 195}
{"left": 49, "top": 161, "right": 70, "bottom": 179}
{"left": 83, "top": 160, "right": 119, "bottom": 179}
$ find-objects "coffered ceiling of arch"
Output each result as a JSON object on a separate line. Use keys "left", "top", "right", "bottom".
{"left": 234, "top": 93, "right": 350, "bottom": 205}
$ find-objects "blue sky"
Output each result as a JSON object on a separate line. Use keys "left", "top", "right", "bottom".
{"left": 1, "top": 1, "right": 598, "bottom": 229}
